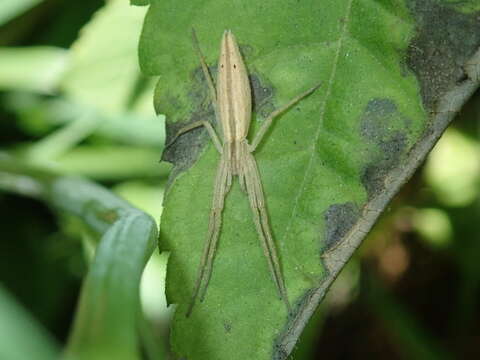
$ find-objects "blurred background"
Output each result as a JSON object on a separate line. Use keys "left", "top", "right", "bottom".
{"left": 0, "top": 1, "right": 478, "bottom": 359}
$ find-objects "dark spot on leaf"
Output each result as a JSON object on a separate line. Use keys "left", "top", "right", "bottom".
{"left": 406, "top": 0, "right": 480, "bottom": 110}
{"left": 239, "top": 44, "right": 254, "bottom": 59}
{"left": 162, "top": 116, "right": 212, "bottom": 180}
{"left": 360, "top": 99, "right": 409, "bottom": 200}
{"left": 85, "top": 200, "right": 119, "bottom": 225}
{"left": 96, "top": 209, "right": 119, "bottom": 224}
{"left": 362, "top": 132, "right": 407, "bottom": 200}
{"left": 249, "top": 74, "right": 274, "bottom": 118}
{"left": 223, "top": 321, "right": 232, "bottom": 333}
{"left": 456, "top": 72, "right": 469, "bottom": 85}
{"left": 360, "top": 99, "right": 397, "bottom": 140}
{"left": 323, "top": 202, "right": 360, "bottom": 252}
{"left": 161, "top": 66, "right": 217, "bottom": 184}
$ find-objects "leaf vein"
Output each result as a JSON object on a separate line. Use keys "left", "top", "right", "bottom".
{"left": 282, "top": 0, "right": 354, "bottom": 248}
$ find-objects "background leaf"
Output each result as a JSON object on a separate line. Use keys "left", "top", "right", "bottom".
{"left": 1, "top": 0, "right": 167, "bottom": 181}
{"left": 0, "top": 46, "right": 67, "bottom": 93}
{"left": 0, "top": 0, "right": 44, "bottom": 26}
{"left": 0, "top": 1, "right": 169, "bottom": 358}
{"left": 62, "top": 184, "right": 158, "bottom": 360}
{"left": 139, "top": 0, "right": 480, "bottom": 359}
{"left": 0, "top": 285, "right": 58, "bottom": 360}
{"left": 0, "top": 158, "right": 161, "bottom": 360}
{"left": 62, "top": 0, "right": 154, "bottom": 116}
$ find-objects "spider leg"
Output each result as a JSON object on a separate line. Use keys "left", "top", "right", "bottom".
{"left": 192, "top": 28, "right": 225, "bottom": 135}
{"left": 198, "top": 155, "right": 233, "bottom": 301}
{"left": 243, "top": 153, "right": 291, "bottom": 311}
{"left": 187, "top": 154, "right": 232, "bottom": 316}
{"left": 250, "top": 83, "right": 321, "bottom": 152}
{"left": 165, "top": 120, "right": 222, "bottom": 153}
{"left": 192, "top": 28, "right": 217, "bottom": 107}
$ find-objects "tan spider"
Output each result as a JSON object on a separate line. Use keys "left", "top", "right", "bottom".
{"left": 168, "top": 30, "right": 320, "bottom": 316}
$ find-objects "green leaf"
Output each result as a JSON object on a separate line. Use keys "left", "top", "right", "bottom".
{"left": 1, "top": 0, "right": 163, "bottom": 148}
{"left": 3, "top": 0, "right": 165, "bottom": 178}
{"left": 64, "top": 211, "right": 157, "bottom": 360}
{"left": 0, "top": 47, "right": 67, "bottom": 93}
{"left": 0, "top": 0, "right": 44, "bottom": 26}
{"left": 53, "top": 145, "right": 168, "bottom": 180}
{"left": 0, "top": 285, "right": 58, "bottom": 360}
{"left": 139, "top": 0, "right": 480, "bottom": 358}
{"left": 5, "top": 94, "right": 165, "bottom": 147}
{"left": 0, "top": 157, "right": 162, "bottom": 360}
{"left": 51, "top": 179, "right": 158, "bottom": 360}
{"left": 52, "top": 0, "right": 165, "bottom": 161}
{"left": 62, "top": 0, "right": 152, "bottom": 116}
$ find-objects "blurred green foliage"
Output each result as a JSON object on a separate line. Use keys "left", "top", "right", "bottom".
{"left": 0, "top": 0, "right": 169, "bottom": 359}
{"left": 0, "top": 0, "right": 44, "bottom": 26}
{"left": 0, "top": 1, "right": 478, "bottom": 360}
{"left": 0, "top": 284, "right": 58, "bottom": 360}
